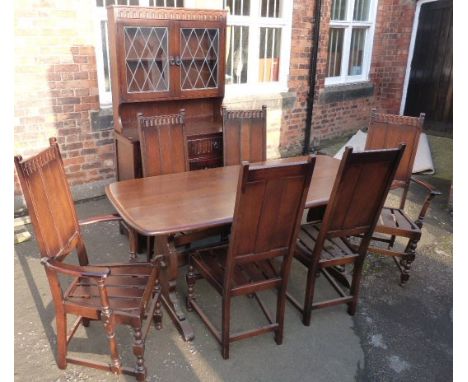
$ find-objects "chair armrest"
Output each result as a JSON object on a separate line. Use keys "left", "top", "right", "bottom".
{"left": 41, "top": 258, "right": 110, "bottom": 278}
{"left": 410, "top": 176, "right": 442, "bottom": 196}
{"left": 410, "top": 177, "right": 442, "bottom": 228}
{"left": 79, "top": 213, "right": 122, "bottom": 226}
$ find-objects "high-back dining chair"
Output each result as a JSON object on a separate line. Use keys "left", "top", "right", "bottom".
{"left": 14, "top": 138, "right": 162, "bottom": 381}
{"left": 136, "top": 110, "right": 190, "bottom": 259}
{"left": 364, "top": 110, "right": 441, "bottom": 284}
{"left": 186, "top": 156, "right": 316, "bottom": 359}
{"left": 137, "top": 109, "right": 188, "bottom": 177}
{"left": 289, "top": 146, "right": 405, "bottom": 326}
{"left": 222, "top": 105, "right": 267, "bottom": 166}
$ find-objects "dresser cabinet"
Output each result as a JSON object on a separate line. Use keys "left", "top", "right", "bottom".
{"left": 107, "top": 6, "right": 227, "bottom": 180}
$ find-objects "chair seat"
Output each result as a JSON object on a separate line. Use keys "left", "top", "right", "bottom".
{"left": 373, "top": 207, "right": 421, "bottom": 239}
{"left": 192, "top": 244, "right": 279, "bottom": 295}
{"left": 295, "top": 223, "right": 359, "bottom": 268}
{"left": 64, "top": 264, "right": 154, "bottom": 319}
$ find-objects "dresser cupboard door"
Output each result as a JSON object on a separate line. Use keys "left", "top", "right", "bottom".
{"left": 178, "top": 21, "right": 225, "bottom": 99}
{"left": 118, "top": 20, "right": 175, "bottom": 102}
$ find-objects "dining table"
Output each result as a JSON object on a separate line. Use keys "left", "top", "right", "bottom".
{"left": 105, "top": 154, "right": 340, "bottom": 341}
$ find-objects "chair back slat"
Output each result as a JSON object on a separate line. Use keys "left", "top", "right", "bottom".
{"left": 228, "top": 158, "right": 315, "bottom": 266}
{"left": 365, "top": 109, "right": 424, "bottom": 188}
{"left": 138, "top": 110, "right": 188, "bottom": 177}
{"left": 14, "top": 138, "right": 81, "bottom": 259}
{"left": 222, "top": 106, "right": 267, "bottom": 166}
{"left": 323, "top": 146, "right": 405, "bottom": 238}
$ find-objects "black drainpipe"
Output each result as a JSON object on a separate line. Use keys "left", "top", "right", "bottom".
{"left": 303, "top": 0, "right": 323, "bottom": 154}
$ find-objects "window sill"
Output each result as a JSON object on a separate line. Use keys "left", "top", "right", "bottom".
{"left": 226, "top": 82, "right": 289, "bottom": 97}
{"left": 319, "top": 81, "right": 374, "bottom": 104}
{"left": 224, "top": 90, "right": 295, "bottom": 110}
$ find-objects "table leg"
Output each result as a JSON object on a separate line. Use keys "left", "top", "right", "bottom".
{"left": 155, "top": 235, "right": 194, "bottom": 341}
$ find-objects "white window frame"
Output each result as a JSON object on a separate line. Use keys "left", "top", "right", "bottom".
{"left": 94, "top": 0, "right": 293, "bottom": 107}
{"left": 325, "top": 0, "right": 378, "bottom": 86}
{"left": 222, "top": 0, "right": 293, "bottom": 96}
{"left": 94, "top": 5, "right": 112, "bottom": 107}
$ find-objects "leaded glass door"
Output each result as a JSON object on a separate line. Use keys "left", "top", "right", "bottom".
{"left": 179, "top": 24, "right": 224, "bottom": 96}
{"left": 120, "top": 22, "right": 173, "bottom": 100}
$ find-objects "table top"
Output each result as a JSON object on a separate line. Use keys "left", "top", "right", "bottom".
{"left": 106, "top": 155, "right": 340, "bottom": 236}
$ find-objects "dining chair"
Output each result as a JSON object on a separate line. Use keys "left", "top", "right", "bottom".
{"left": 137, "top": 109, "right": 188, "bottom": 177}
{"left": 288, "top": 145, "right": 405, "bottom": 326}
{"left": 364, "top": 109, "right": 441, "bottom": 284}
{"left": 14, "top": 138, "right": 163, "bottom": 381}
{"left": 137, "top": 110, "right": 230, "bottom": 260}
{"left": 186, "top": 156, "right": 316, "bottom": 359}
{"left": 222, "top": 105, "right": 267, "bottom": 166}
{"left": 136, "top": 110, "right": 189, "bottom": 260}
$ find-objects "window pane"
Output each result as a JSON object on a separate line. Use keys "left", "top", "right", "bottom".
{"left": 226, "top": 26, "right": 249, "bottom": 84}
{"left": 101, "top": 21, "right": 111, "bottom": 92}
{"left": 331, "top": 0, "right": 347, "bottom": 20}
{"left": 96, "top": 0, "right": 104, "bottom": 6}
{"left": 326, "top": 28, "right": 344, "bottom": 77}
{"left": 225, "top": 0, "right": 250, "bottom": 16}
{"left": 348, "top": 28, "right": 366, "bottom": 75}
{"left": 353, "top": 0, "right": 371, "bottom": 21}
{"left": 261, "top": 0, "right": 281, "bottom": 18}
{"left": 258, "top": 27, "right": 281, "bottom": 82}
{"left": 156, "top": 0, "right": 175, "bottom": 5}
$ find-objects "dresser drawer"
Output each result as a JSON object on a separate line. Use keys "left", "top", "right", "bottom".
{"left": 187, "top": 132, "right": 223, "bottom": 158}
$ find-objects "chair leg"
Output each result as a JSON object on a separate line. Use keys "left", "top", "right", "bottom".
{"left": 221, "top": 296, "right": 231, "bottom": 360}
{"left": 128, "top": 228, "right": 137, "bottom": 262}
{"left": 153, "top": 280, "right": 163, "bottom": 330}
{"left": 56, "top": 312, "right": 67, "bottom": 369}
{"left": 347, "top": 259, "right": 365, "bottom": 316}
{"left": 275, "top": 288, "right": 286, "bottom": 345}
{"left": 186, "top": 265, "right": 196, "bottom": 312}
{"left": 147, "top": 236, "right": 155, "bottom": 262}
{"left": 303, "top": 262, "right": 319, "bottom": 326}
{"left": 102, "top": 310, "right": 122, "bottom": 375}
{"left": 133, "top": 327, "right": 146, "bottom": 382}
{"left": 399, "top": 238, "right": 418, "bottom": 285}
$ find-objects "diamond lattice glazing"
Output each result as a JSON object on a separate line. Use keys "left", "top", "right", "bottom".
{"left": 124, "top": 27, "right": 169, "bottom": 93}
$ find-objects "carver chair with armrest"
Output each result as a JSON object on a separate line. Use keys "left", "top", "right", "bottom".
{"left": 364, "top": 110, "right": 442, "bottom": 284}
{"left": 186, "top": 156, "right": 316, "bottom": 359}
{"left": 222, "top": 105, "right": 267, "bottom": 166}
{"left": 14, "top": 138, "right": 163, "bottom": 381}
{"left": 288, "top": 146, "right": 405, "bottom": 326}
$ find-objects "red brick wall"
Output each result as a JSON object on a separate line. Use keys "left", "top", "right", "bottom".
{"left": 14, "top": 1, "right": 115, "bottom": 196}
{"left": 283, "top": 0, "right": 417, "bottom": 147}
{"left": 371, "top": 0, "right": 417, "bottom": 113}
{"left": 279, "top": 1, "right": 315, "bottom": 154}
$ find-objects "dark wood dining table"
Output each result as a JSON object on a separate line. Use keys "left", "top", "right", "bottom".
{"left": 105, "top": 154, "right": 340, "bottom": 341}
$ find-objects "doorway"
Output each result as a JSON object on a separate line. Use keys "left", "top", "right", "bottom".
{"left": 401, "top": 0, "right": 452, "bottom": 136}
